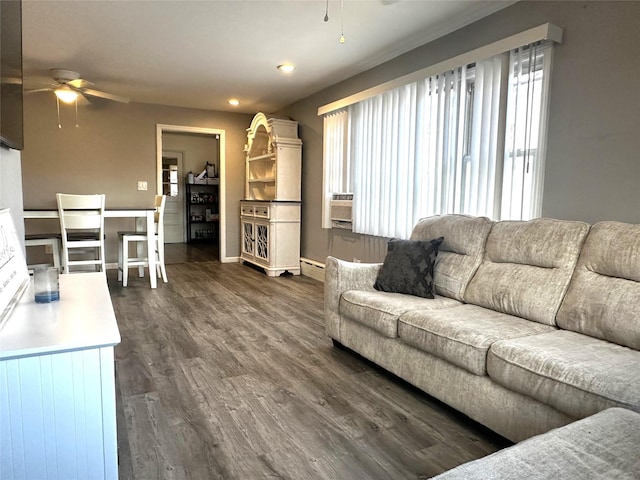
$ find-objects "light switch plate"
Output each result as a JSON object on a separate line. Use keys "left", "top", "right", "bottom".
{"left": 137, "top": 181, "right": 148, "bottom": 191}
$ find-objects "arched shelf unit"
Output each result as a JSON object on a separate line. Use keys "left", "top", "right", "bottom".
{"left": 241, "top": 113, "right": 302, "bottom": 276}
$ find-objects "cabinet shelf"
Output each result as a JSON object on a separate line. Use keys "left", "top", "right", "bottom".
{"left": 248, "top": 177, "right": 276, "bottom": 184}
{"left": 248, "top": 153, "right": 276, "bottom": 162}
{"left": 186, "top": 183, "right": 219, "bottom": 244}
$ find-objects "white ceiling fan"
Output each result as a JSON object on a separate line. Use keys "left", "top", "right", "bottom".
{"left": 26, "top": 69, "right": 129, "bottom": 104}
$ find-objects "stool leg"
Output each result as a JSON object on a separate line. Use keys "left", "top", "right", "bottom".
{"left": 51, "top": 239, "right": 61, "bottom": 270}
{"left": 118, "top": 235, "right": 123, "bottom": 282}
{"left": 61, "top": 240, "right": 69, "bottom": 274}
{"left": 137, "top": 239, "right": 145, "bottom": 278}
{"left": 122, "top": 237, "right": 129, "bottom": 287}
{"left": 157, "top": 238, "right": 168, "bottom": 283}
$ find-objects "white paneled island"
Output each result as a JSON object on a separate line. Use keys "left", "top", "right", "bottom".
{"left": 0, "top": 273, "right": 121, "bottom": 480}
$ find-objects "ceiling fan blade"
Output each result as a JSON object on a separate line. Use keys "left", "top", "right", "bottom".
{"left": 68, "top": 78, "right": 93, "bottom": 89}
{"left": 25, "top": 88, "right": 54, "bottom": 94}
{"left": 81, "top": 88, "right": 130, "bottom": 104}
{"left": 1, "top": 76, "right": 22, "bottom": 85}
{"left": 77, "top": 92, "right": 92, "bottom": 106}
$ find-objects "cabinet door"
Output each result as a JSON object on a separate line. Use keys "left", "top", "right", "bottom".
{"left": 0, "top": 347, "right": 117, "bottom": 479}
{"left": 255, "top": 222, "right": 270, "bottom": 262}
{"left": 242, "top": 220, "right": 254, "bottom": 256}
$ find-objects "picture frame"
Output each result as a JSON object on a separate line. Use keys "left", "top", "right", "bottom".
{"left": 0, "top": 208, "right": 30, "bottom": 330}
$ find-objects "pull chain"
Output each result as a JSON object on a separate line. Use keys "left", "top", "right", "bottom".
{"left": 56, "top": 97, "right": 62, "bottom": 128}
{"left": 339, "top": 0, "right": 345, "bottom": 43}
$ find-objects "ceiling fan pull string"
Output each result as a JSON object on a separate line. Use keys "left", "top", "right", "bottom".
{"left": 75, "top": 98, "right": 79, "bottom": 128}
{"left": 339, "top": 0, "right": 345, "bottom": 43}
{"left": 56, "top": 97, "right": 62, "bottom": 129}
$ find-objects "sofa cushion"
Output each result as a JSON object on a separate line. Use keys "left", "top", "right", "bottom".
{"left": 431, "top": 407, "right": 640, "bottom": 480}
{"left": 398, "top": 305, "right": 555, "bottom": 376}
{"left": 410, "top": 215, "right": 493, "bottom": 301}
{"left": 373, "top": 237, "right": 443, "bottom": 298}
{"left": 464, "top": 218, "right": 590, "bottom": 326}
{"left": 488, "top": 330, "right": 640, "bottom": 419}
{"left": 556, "top": 221, "right": 640, "bottom": 350}
{"left": 340, "top": 290, "right": 461, "bottom": 338}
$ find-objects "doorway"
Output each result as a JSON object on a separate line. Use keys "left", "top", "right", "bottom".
{"left": 156, "top": 124, "right": 227, "bottom": 261}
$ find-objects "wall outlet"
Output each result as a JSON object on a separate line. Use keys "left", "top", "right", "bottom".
{"left": 137, "top": 181, "right": 148, "bottom": 191}
{"left": 45, "top": 244, "right": 53, "bottom": 254}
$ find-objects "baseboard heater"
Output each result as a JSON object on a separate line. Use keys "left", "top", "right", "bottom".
{"left": 300, "top": 257, "right": 325, "bottom": 282}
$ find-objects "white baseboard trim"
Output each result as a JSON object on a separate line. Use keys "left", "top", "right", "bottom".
{"left": 300, "top": 257, "right": 325, "bottom": 282}
{"left": 222, "top": 256, "right": 242, "bottom": 264}
{"left": 111, "top": 257, "right": 324, "bottom": 283}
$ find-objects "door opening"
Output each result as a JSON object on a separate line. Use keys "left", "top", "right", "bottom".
{"left": 156, "top": 124, "right": 227, "bottom": 261}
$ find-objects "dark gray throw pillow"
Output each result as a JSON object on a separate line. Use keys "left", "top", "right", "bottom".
{"left": 373, "top": 237, "right": 444, "bottom": 299}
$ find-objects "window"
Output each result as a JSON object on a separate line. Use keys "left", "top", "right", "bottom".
{"left": 501, "top": 42, "right": 554, "bottom": 220}
{"left": 322, "top": 36, "right": 556, "bottom": 238}
{"left": 322, "top": 110, "right": 349, "bottom": 228}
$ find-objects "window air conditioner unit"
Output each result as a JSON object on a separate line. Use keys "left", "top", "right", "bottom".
{"left": 330, "top": 193, "right": 353, "bottom": 229}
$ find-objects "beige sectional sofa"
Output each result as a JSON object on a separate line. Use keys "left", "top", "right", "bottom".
{"left": 325, "top": 215, "right": 640, "bottom": 442}
{"left": 432, "top": 407, "right": 640, "bottom": 479}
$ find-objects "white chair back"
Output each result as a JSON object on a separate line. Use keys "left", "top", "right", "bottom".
{"left": 154, "top": 195, "right": 167, "bottom": 280}
{"left": 154, "top": 194, "right": 166, "bottom": 236}
{"left": 56, "top": 193, "right": 106, "bottom": 273}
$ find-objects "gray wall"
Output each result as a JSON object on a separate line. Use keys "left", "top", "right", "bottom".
{"left": 21, "top": 95, "right": 252, "bottom": 262}
{"left": 281, "top": 0, "right": 640, "bottom": 264}
{"left": 163, "top": 132, "right": 220, "bottom": 180}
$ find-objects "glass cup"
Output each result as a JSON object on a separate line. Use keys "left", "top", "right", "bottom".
{"left": 34, "top": 266, "right": 60, "bottom": 303}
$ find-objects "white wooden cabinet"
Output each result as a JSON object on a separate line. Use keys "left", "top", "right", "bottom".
{"left": 240, "top": 201, "right": 301, "bottom": 276}
{"left": 0, "top": 273, "right": 120, "bottom": 480}
{"left": 241, "top": 113, "right": 302, "bottom": 276}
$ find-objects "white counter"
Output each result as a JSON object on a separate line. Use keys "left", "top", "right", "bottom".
{"left": 0, "top": 272, "right": 121, "bottom": 360}
{"left": 0, "top": 272, "right": 121, "bottom": 480}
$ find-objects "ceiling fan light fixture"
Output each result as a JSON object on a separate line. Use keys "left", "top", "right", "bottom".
{"left": 55, "top": 86, "right": 79, "bottom": 104}
{"left": 277, "top": 64, "right": 295, "bottom": 73}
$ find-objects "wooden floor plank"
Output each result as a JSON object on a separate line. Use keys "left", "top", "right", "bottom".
{"left": 111, "top": 256, "right": 510, "bottom": 479}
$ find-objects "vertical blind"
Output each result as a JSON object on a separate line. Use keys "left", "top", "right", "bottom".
{"left": 501, "top": 42, "right": 554, "bottom": 220}
{"left": 322, "top": 109, "right": 349, "bottom": 228}
{"left": 323, "top": 41, "right": 555, "bottom": 238}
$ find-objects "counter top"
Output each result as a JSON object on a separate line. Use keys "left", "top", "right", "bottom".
{"left": 0, "top": 273, "right": 121, "bottom": 360}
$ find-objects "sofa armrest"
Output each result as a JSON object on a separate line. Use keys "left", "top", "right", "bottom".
{"left": 324, "top": 256, "right": 382, "bottom": 340}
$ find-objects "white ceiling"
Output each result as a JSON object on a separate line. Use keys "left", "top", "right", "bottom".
{"left": 22, "top": 0, "right": 512, "bottom": 114}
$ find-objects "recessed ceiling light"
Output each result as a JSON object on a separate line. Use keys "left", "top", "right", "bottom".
{"left": 277, "top": 64, "right": 295, "bottom": 73}
{"left": 228, "top": 98, "right": 240, "bottom": 106}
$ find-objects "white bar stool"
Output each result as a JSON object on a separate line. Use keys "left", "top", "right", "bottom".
{"left": 25, "top": 234, "right": 62, "bottom": 272}
{"left": 117, "top": 195, "right": 167, "bottom": 287}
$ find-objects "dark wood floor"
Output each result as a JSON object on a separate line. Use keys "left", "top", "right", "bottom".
{"left": 108, "top": 247, "right": 509, "bottom": 479}
{"left": 163, "top": 242, "right": 219, "bottom": 264}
